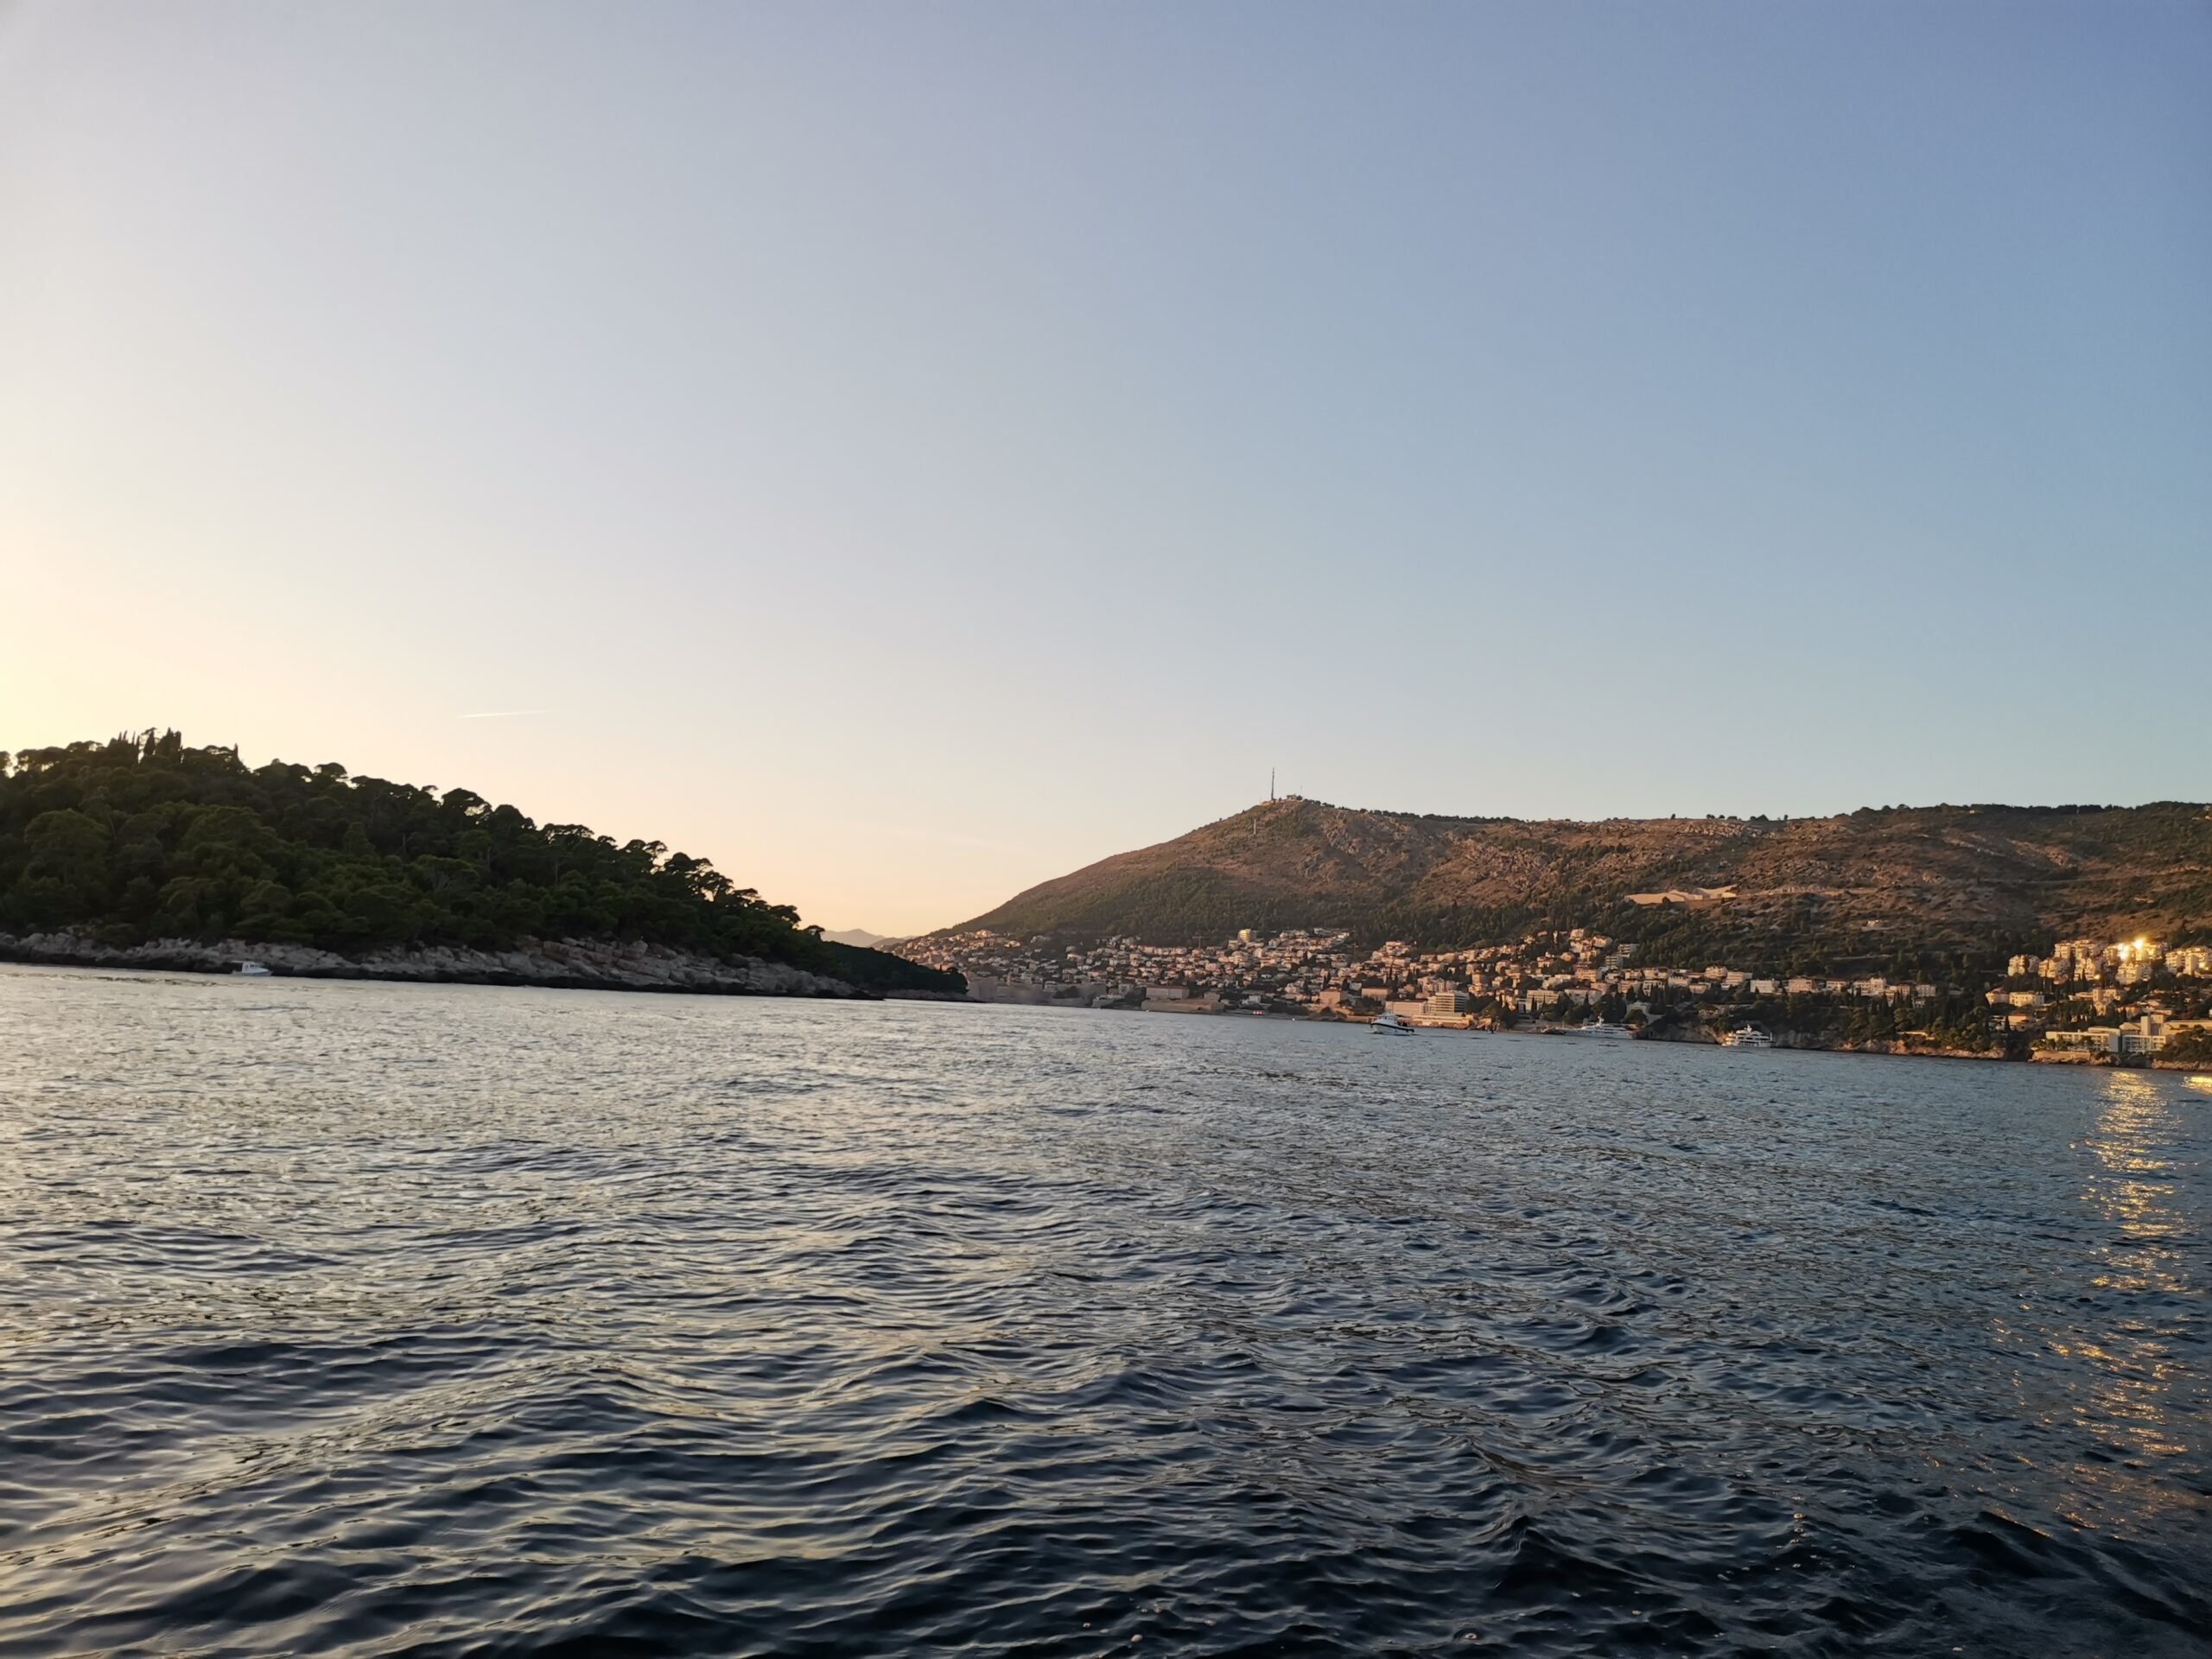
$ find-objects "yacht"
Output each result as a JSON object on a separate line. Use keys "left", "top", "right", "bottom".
{"left": 1370, "top": 1011, "right": 1415, "bottom": 1034}
{"left": 1720, "top": 1025, "right": 1774, "bottom": 1048}
{"left": 234, "top": 961, "right": 273, "bottom": 978}
{"left": 1579, "top": 1019, "right": 1635, "bottom": 1039}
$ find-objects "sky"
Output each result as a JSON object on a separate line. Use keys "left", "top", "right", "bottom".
{"left": 3, "top": 2, "right": 2207, "bottom": 936}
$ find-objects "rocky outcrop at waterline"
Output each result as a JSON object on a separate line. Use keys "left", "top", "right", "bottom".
{"left": 0, "top": 931, "right": 874, "bottom": 998}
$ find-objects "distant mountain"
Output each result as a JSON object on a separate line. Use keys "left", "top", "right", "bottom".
{"left": 821, "top": 928, "right": 888, "bottom": 949}
{"left": 946, "top": 797, "right": 2212, "bottom": 965}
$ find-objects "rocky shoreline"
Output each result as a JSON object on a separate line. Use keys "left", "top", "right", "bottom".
{"left": 0, "top": 931, "right": 874, "bottom": 999}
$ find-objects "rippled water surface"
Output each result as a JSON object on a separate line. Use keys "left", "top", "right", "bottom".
{"left": 1, "top": 966, "right": 2207, "bottom": 1656}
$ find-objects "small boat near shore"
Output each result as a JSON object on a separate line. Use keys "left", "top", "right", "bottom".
{"left": 234, "top": 961, "right": 273, "bottom": 977}
{"left": 1578, "top": 1020, "right": 1634, "bottom": 1039}
{"left": 1370, "top": 1011, "right": 1415, "bottom": 1034}
{"left": 1720, "top": 1025, "right": 1774, "bottom": 1048}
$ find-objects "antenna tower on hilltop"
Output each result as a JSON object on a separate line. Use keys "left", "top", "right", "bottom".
{"left": 1269, "top": 767, "right": 1277, "bottom": 803}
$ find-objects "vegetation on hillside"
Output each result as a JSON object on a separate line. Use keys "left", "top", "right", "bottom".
{"left": 953, "top": 796, "right": 2212, "bottom": 969}
{"left": 0, "top": 732, "right": 963, "bottom": 995}
{"left": 2163, "top": 1027, "right": 2212, "bottom": 1069}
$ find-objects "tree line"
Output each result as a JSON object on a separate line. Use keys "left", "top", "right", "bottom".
{"left": 0, "top": 731, "right": 960, "bottom": 994}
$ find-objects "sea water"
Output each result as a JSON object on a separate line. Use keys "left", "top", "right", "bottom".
{"left": 0, "top": 966, "right": 2204, "bottom": 1655}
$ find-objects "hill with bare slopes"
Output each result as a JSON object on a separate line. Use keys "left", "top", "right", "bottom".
{"left": 946, "top": 798, "right": 2212, "bottom": 963}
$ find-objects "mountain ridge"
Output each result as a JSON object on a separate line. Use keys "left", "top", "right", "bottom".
{"left": 944, "top": 797, "right": 2212, "bottom": 963}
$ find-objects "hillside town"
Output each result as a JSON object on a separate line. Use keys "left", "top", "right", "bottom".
{"left": 893, "top": 926, "right": 2212, "bottom": 1062}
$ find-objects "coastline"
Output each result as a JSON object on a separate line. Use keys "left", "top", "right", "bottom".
{"left": 2, "top": 937, "right": 2193, "bottom": 1065}
{"left": 1288, "top": 1013, "right": 2018, "bottom": 1064}
{"left": 1251, "top": 1010, "right": 2211, "bottom": 1071}
{"left": 0, "top": 930, "right": 877, "bottom": 1000}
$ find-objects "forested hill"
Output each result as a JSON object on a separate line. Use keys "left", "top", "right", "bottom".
{"left": 0, "top": 732, "right": 961, "bottom": 995}
{"left": 950, "top": 797, "right": 2212, "bottom": 966}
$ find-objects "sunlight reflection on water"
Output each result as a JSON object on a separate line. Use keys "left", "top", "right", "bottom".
{"left": 2066, "top": 1071, "right": 2196, "bottom": 1477}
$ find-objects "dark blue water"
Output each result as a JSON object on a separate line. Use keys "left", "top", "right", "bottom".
{"left": 0, "top": 965, "right": 2205, "bottom": 1656}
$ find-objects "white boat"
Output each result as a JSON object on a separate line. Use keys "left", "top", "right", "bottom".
{"left": 234, "top": 961, "right": 273, "bottom": 978}
{"left": 1579, "top": 1020, "right": 1635, "bottom": 1039}
{"left": 1720, "top": 1025, "right": 1774, "bottom": 1048}
{"left": 1370, "top": 1011, "right": 1415, "bottom": 1034}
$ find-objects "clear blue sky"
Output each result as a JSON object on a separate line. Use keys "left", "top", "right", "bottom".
{"left": 3, "top": 2, "right": 2206, "bottom": 933}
